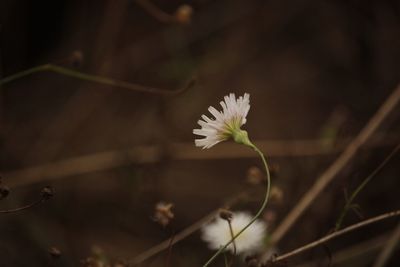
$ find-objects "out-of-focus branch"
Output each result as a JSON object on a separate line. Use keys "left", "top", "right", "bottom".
{"left": 0, "top": 186, "right": 53, "bottom": 214}
{"left": 270, "top": 85, "right": 400, "bottom": 245}
{"left": 295, "top": 233, "right": 390, "bottom": 267}
{"left": 272, "top": 210, "right": 400, "bottom": 263}
{"left": 2, "top": 134, "right": 398, "bottom": 188}
{"left": 135, "top": 0, "right": 193, "bottom": 25}
{"left": 129, "top": 191, "right": 249, "bottom": 265}
{"left": 135, "top": 0, "right": 174, "bottom": 23}
{"left": 372, "top": 222, "right": 400, "bottom": 267}
{"left": 335, "top": 143, "right": 400, "bottom": 230}
{"left": 0, "top": 64, "right": 196, "bottom": 95}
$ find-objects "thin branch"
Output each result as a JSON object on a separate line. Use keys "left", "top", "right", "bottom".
{"left": 0, "top": 64, "right": 196, "bottom": 95}
{"left": 335, "top": 143, "right": 400, "bottom": 230}
{"left": 129, "top": 192, "right": 249, "bottom": 265}
{"left": 0, "top": 198, "right": 44, "bottom": 214}
{"left": 273, "top": 210, "right": 400, "bottom": 262}
{"left": 372, "top": 222, "right": 400, "bottom": 267}
{"left": 0, "top": 186, "right": 53, "bottom": 214}
{"left": 4, "top": 134, "right": 398, "bottom": 188}
{"left": 227, "top": 220, "right": 237, "bottom": 256}
{"left": 295, "top": 232, "right": 390, "bottom": 267}
{"left": 135, "top": 0, "right": 174, "bottom": 23}
{"left": 270, "top": 85, "right": 400, "bottom": 245}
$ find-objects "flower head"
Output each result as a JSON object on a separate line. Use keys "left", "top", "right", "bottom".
{"left": 193, "top": 93, "right": 251, "bottom": 149}
{"left": 201, "top": 211, "right": 267, "bottom": 254}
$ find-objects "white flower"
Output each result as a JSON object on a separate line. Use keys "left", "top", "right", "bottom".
{"left": 201, "top": 211, "right": 267, "bottom": 254}
{"left": 193, "top": 93, "right": 251, "bottom": 149}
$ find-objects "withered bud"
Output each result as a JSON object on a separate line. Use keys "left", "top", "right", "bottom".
{"left": 269, "top": 164, "right": 280, "bottom": 178}
{"left": 69, "top": 50, "right": 84, "bottom": 67}
{"left": 246, "top": 166, "right": 264, "bottom": 185}
{"left": 174, "top": 4, "right": 193, "bottom": 25}
{"left": 263, "top": 210, "right": 277, "bottom": 225}
{"left": 48, "top": 246, "right": 61, "bottom": 259}
{"left": 114, "top": 262, "right": 128, "bottom": 267}
{"left": 41, "top": 186, "right": 54, "bottom": 200}
{"left": 80, "top": 257, "right": 98, "bottom": 267}
{"left": 153, "top": 202, "right": 174, "bottom": 227}
{"left": 219, "top": 209, "right": 233, "bottom": 221}
{"left": 0, "top": 186, "right": 10, "bottom": 200}
{"left": 270, "top": 186, "right": 283, "bottom": 203}
{"left": 245, "top": 255, "right": 259, "bottom": 267}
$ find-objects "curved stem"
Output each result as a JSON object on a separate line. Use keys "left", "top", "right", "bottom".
{"left": 0, "top": 198, "right": 44, "bottom": 214}
{"left": 0, "top": 64, "right": 195, "bottom": 95}
{"left": 203, "top": 143, "right": 271, "bottom": 267}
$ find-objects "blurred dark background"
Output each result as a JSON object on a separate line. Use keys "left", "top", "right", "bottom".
{"left": 0, "top": 0, "right": 399, "bottom": 266}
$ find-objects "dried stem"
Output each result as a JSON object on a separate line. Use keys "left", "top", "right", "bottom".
{"left": 129, "top": 191, "right": 249, "bottom": 265}
{"left": 0, "top": 196, "right": 48, "bottom": 214}
{"left": 227, "top": 220, "right": 237, "bottom": 256}
{"left": 135, "top": 0, "right": 174, "bottom": 23}
{"left": 270, "top": 85, "right": 400, "bottom": 245}
{"left": 202, "top": 143, "right": 271, "bottom": 267}
{"left": 0, "top": 64, "right": 195, "bottom": 95}
{"left": 273, "top": 210, "right": 400, "bottom": 262}
{"left": 335, "top": 143, "right": 400, "bottom": 230}
{"left": 372, "top": 222, "right": 400, "bottom": 267}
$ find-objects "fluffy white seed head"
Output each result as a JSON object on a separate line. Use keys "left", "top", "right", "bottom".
{"left": 201, "top": 211, "right": 267, "bottom": 254}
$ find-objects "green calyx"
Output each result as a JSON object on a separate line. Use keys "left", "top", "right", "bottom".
{"left": 232, "top": 129, "right": 253, "bottom": 148}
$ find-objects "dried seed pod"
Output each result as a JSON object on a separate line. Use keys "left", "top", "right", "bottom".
{"left": 246, "top": 166, "right": 264, "bottom": 185}
{"left": 174, "top": 4, "right": 193, "bottom": 24}
{"left": 0, "top": 186, "right": 10, "bottom": 200}
{"left": 153, "top": 202, "right": 174, "bottom": 227}
{"left": 48, "top": 246, "right": 61, "bottom": 259}
{"left": 219, "top": 209, "right": 234, "bottom": 221}
{"left": 41, "top": 186, "right": 54, "bottom": 200}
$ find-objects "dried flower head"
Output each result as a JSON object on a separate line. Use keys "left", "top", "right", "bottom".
{"left": 246, "top": 166, "right": 264, "bottom": 185}
{"left": 202, "top": 211, "right": 267, "bottom": 254}
{"left": 153, "top": 202, "right": 175, "bottom": 227}
{"left": 48, "top": 246, "right": 62, "bottom": 259}
{"left": 193, "top": 93, "right": 251, "bottom": 149}
{"left": 174, "top": 4, "right": 193, "bottom": 24}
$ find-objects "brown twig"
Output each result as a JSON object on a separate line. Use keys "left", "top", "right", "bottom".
{"left": 273, "top": 210, "right": 400, "bottom": 262}
{"left": 164, "top": 234, "right": 175, "bottom": 267}
{"left": 0, "top": 64, "right": 196, "bottom": 96}
{"left": 4, "top": 134, "right": 398, "bottom": 188}
{"left": 129, "top": 192, "right": 248, "bottom": 265}
{"left": 135, "top": 0, "right": 174, "bottom": 23}
{"left": 372, "top": 222, "right": 400, "bottom": 267}
{"left": 335, "top": 142, "right": 400, "bottom": 230}
{"left": 0, "top": 198, "right": 45, "bottom": 214}
{"left": 227, "top": 220, "right": 237, "bottom": 257}
{"left": 294, "top": 233, "right": 390, "bottom": 267}
{"left": 0, "top": 186, "right": 53, "bottom": 214}
{"left": 270, "top": 85, "right": 400, "bottom": 245}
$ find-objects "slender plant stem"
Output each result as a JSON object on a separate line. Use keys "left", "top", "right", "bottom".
{"left": 135, "top": 0, "right": 174, "bottom": 23}
{"left": 273, "top": 210, "right": 400, "bottom": 262}
{"left": 270, "top": 85, "right": 400, "bottom": 245}
{"left": 0, "top": 198, "right": 44, "bottom": 214}
{"left": 223, "top": 252, "right": 229, "bottom": 267}
{"left": 335, "top": 143, "right": 400, "bottom": 230}
{"left": 202, "top": 143, "right": 271, "bottom": 267}
{"left": 372, "top": 222, "right": 400, "bottom": 267}
{"left": 227, "top": 220, "right": 237, "bottom": 256}
{"left": 0, "top": 64, "right": 194, "bottom": 95}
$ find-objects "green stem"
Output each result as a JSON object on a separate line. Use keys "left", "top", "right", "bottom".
{"left": 0, "top": 64, "right": 193, "bottom": 95}
{"left": 335, "top": 143, "right": 400, "bottom": 230}
{"left": 203, "top": 142, "right": 271, "bottom": 267}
